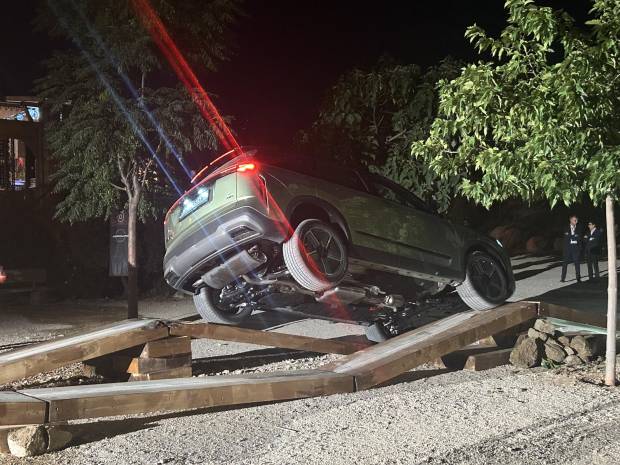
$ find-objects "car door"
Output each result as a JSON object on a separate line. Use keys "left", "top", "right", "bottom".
{"left": 355, "top": 174, "right": 462, "bottom": 280}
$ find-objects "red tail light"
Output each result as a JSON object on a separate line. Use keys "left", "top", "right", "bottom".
{"left": 237, "top": 163, "right": 256, "bottom": 172}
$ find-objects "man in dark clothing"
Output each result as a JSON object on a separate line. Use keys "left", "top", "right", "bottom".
{"left": 561, "top": 215, "right": 583, "bottom": 282}
{"left": 584, "top": 221, "right": 603, "bottom": 281}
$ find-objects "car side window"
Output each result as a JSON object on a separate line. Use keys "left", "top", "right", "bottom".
{"left": 367, "top": 175, "right": 431, "bottom": 213}
{"left": 314, "top": 160, "right": 367, "bottom": 192}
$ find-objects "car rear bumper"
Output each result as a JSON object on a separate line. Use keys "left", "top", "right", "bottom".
{"left": 163, "top": 205, "right": 287, "bottom": 292}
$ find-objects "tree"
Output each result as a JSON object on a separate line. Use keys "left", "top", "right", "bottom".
{"left": 412, "top": 0, "right": 620, "bottom": 384}
{"left": 304, "top": 58, "right": 462, "bottom": 210}
{"left": 36, "top": 0, "right": 242, "bottom": 317}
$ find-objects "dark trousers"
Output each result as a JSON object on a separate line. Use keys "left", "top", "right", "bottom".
{"left": 587, "top": 252, "right": 600, "bottom": 280}
{"left": 561, "top": 246, "right": 581, "bottom": 281}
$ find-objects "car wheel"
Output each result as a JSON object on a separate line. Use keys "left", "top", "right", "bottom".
{"left": 457, "top": 250, "right": 510, "bottom": 311}
{"left": 283, "top": 219, "right": 348, "bottom": 292}
{"left": 193, "top": 286, "right": 254, "bottom": 325}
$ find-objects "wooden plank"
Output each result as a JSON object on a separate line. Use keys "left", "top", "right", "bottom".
{"left": 0, "top": 319, "right": 169, "bottom": 384}
{"left": 126, "top": 354, "right": 192, "bottom": 374}
{"left": 464, "top": 348, "right": 513, "bottom": 371}
{"left": 538, "top": 302, "right": 608, "bottom": 328}
{"left": 129, "top": 366, "right": 193, "bottom": 381}
{"left": 19, "top": 370, "right": 355, "bottom": 422}
{"left": 0, "top": 391, "right": 47, "bottom": 426}
{"left": 438, "top": 344, "right": 498, "bottom": 370}
{"left": 140, "top": 336, "right": 191, "bottom": 358}
{"left": 170, "top": 322, "right": 369, "bottom": 355}
{"left": 321, "top": 302, "right": 537, "bottom": 390}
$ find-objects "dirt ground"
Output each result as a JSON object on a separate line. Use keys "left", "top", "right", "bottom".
{"left": 1, "top": 255, "right": 619, "bottom": 464}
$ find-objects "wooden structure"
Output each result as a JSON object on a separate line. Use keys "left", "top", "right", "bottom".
{"left": 0, "top": 301, "right": 541, "bottom": 428}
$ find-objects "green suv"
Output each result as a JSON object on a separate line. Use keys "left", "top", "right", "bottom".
{"left": 163, "top": 149, "right": 514, "bottom": 340}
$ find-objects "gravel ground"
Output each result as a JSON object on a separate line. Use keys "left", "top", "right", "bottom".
{"left": 1, "top": 255, "right": 620, "bottom": 464}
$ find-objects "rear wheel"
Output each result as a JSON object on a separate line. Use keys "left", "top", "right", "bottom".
{"left": 457, "top": 250, "right": 510, "bottom": 311}
{"left": 283, "top": 219, "right": 348, "bottom": 292}
{"left": 193, "top": 285, "right": 254, "bottom": 325}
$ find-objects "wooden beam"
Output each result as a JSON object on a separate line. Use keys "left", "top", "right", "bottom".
{"left": 126, "top": 354, "right": 192, "bottom": 374}
{"left": 537, "top": 302, "right": 608, "bottom": 329}
{"left": 129, "top": 366, "right": 193, "bottom": 381}
{"left": 0, "top": 392, "right": 47, "bottom": 426}
{"left": 140, "top": 336, "right": 191, "bottom": 358}
{"left": 169, "top": 322, "right": 369, "bottom": 355}
{"left": 0, "top": 319, "right": 169, "bottom": 384}
{"left": 464, "top": 348, "right": 513, "bottom": 371}
{"left": 321, "top": 302, "right": 537, "bottom": 390}
{"left": 19, "top": 370, "right": 354, "bottom": 422}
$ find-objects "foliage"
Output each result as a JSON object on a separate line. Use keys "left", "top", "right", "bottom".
{"left": 35, "top": 0, "right": 242, "bottom": 222}
{"left": 305, "top": 58, "right": 462, "bottom": 210}
{"left": 412, "top": 0, "right": 620, "bottom": 210}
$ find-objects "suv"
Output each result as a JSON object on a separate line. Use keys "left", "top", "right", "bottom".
{"left": 163, "top": 149, "right": 514, "bottom": 340}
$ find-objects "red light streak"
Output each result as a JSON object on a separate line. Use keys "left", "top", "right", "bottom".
{"left": 130, "top": 1, "right": 354, "bottom": 322}
{"left": 131, "top": 0, "right": 241, "bottom": 154}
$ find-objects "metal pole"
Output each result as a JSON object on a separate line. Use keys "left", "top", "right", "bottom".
{"left": 605, "top": 195, "right": 617, "bottom": 386}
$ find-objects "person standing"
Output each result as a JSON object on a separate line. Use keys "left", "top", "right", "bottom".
{"left": 584, "top": 221, "right": 603, "bottom": 281}
{"left": 561, "top": 214, "right": 583, "bottom": 282}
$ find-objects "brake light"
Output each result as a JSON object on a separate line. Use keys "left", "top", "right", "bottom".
{"left": 237, "top": 163, "right": 256, "bottom": 172}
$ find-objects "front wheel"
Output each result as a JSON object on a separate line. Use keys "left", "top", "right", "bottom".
{"left": 193, "top": 285, "right": 254, "bottom": 325}
{"left": 457, "top": 251, "right": 510, "bottom": 311}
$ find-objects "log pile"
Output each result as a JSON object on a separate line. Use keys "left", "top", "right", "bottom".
{"left": 509, "top": 319, "right": 605, "bottom": 368}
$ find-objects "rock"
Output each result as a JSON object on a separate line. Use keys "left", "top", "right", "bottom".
{"left": 515, "top": 333, "right": 528, "bottom": 346}
{"left": 46, "top": 425, "right": 73, "bottom": 452}
{"left": 534, "top": 319, "right": 556, "bottom": 335}
{"left": 490, "top": 226, "right": 523, "bottom": 254}
{"left": 570, "top": 335, "right": 605, "bottom": 358}
{"left": 527, "top": 328, "right": 548, "bottom": 341}
{"left": 564, "top": 346, "right": 576, "bottom": 355}
{"left": 526, "top": 236, "right": 548, "bottom": 254}
{"left": 544, "top": 340, "right": 567, "bottom": 363}
{"left": 7, "top": 426, "right": 48, "bottom": 457}
{"left": 564, "top": 355, "right": 584, "bottom": 366}
{"left": 558, "top": 336, "right": 571, "bottom": 347}
{"left": 510, "top": 337, "right": 543, "bottom": 368}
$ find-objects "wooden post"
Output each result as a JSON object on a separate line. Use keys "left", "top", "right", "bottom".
{"left": 605, "top": 195, "right": 617, "bottom": 387}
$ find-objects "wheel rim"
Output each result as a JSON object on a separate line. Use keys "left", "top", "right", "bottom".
{"left": 467, "top": 253, "right": 508, "bottom": 303}
{"left": 301, "top": 226, "right": 345, "bottom": 278}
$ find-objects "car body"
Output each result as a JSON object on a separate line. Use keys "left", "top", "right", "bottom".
{"left": 163, "top": 148, "right": 515, "bottom": 337}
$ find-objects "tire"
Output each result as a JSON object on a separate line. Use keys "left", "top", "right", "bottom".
{"left": 457, "top": 250, "right": 510, "bottom": 311}
{"left": 193, "top": 286, "right": 253, "bottom": 325}
{"left": 283, "top": 219, "right": 348, "bottom": 292}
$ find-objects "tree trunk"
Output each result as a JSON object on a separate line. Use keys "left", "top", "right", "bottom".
{"left": 127, "top": 195, "right": 140, "bottom": 319}
{"left": 605, "top": 195, "right": 617, "bottom": 386}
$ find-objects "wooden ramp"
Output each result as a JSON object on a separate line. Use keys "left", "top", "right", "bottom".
{"left": 0, "top": 302, "right": 538, "bottom": 426}
{"left": 0, "top": 319, "right": 168, "bottom": 384}
{"left": 169, "top": 321, "right": 370, "bottom": 355}
{"left": 321, "top": 302, "right": 537, "bottom": 389}
{"left": 17, "top": 370, "right": 354, "bottom": 423}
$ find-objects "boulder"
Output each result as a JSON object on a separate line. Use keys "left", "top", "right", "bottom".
{"left": 7, "top": 426, "right": 47, "bottom": 458}
{"left": 570, "top": 335, "right": 605, "bottom": 358}
{"left": 544, "top": 340, "right": 567, "bottom": 363}
{"left": 46, "top": 425, "right": 73, "bottom": 452}
{"left": 557, "top": 336, "right": 571, "bottom": 347}
{"left": 527, "top": 328, "right": 548, "bottom": 341}
{"left": 534, "top": 319, "right": 556, "bottom": 336}
{"left": 564, "top": 355, "right": 584, "bottom": 366}
{"left": 510, "top": 337, "right": 543, "bottom": 368}
{"left": 491, "top": 226, "right": 523, "bottom": 254}
{"left": 526, "top": 236, "right": 548, "bottom": 254}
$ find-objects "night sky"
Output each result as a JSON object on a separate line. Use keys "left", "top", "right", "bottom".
{"left": 1, "top": 1, "right": 590, "bottom": 148}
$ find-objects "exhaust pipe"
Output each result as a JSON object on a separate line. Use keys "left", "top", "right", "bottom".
{"left": 201, "top": 250, "right": 266, "bottom": 289}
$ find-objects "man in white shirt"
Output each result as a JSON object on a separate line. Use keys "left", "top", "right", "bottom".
{"left": 561, "top": 215, "right": 583, "bottom": 282}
